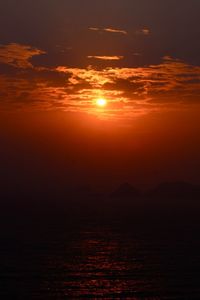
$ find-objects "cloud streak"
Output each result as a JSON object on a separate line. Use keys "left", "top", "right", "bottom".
{"left": 104, "top": 28, "right": 128, "bottom": 35}
{"left": 89, "top": 27, "right": 127, "bottom": 35}
{"left": 87, "top": 55, "right": 124, "bottom": 61}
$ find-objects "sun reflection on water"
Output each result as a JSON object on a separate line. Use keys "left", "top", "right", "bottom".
{"left": 46, "top": 227, "right": 164, "bottom": 299}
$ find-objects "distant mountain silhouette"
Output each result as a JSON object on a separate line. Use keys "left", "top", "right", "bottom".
{"left": 148, "top": 181, "right": 200, "bottom": 199}
{"left": 110, "top": 182, "right": 140, "bottom": 198}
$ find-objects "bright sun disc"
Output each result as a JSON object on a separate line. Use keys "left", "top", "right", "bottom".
{"left": 96, "top": 98, "right": 107, "bottom": 107}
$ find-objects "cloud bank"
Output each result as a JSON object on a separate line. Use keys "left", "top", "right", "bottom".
{"left": 0, "top": 43, "right": 200, "bottom": 119}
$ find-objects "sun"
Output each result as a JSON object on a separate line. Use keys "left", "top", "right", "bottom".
{"left": 96, "top": 98, "right": 107, "bottom": 107}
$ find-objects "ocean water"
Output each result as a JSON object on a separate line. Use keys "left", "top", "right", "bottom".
{"left": 1, "top": 200, "right": 200, "bottom": 299}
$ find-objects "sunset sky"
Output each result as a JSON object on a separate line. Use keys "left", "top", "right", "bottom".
{"left": 0, "top": 0, "right": 200, "bottom": 190}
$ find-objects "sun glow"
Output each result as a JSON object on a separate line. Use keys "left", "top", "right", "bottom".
{"left": 96, "top": 98, "right": 107, "bottom": 107}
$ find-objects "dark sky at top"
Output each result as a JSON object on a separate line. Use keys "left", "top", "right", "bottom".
{"left": 1, "top": 0, "right": 200, "bottom": 67}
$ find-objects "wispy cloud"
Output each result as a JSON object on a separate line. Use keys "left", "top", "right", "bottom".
{"left": 136, "top": 28, "right": 150, "bottom": 35}
{"left": 88, "top": 27, "right": 100, "bottom": 31}
{"left": 133, "top": 53, "right": 142, "bottom": 56}
{"left": 89, "top": 27, "right": 127, "bottom": 35}
{"left": 103, "top": 28, "right": 127, "bottom": 35}
{"left": 0, "top": 43, "right": 45, "bottom": 69}
{"left": 87, "top": 55, "right": 124, "bottom": 61}
{"left": 89, "top": 26, "right": 150, "bottom": 37}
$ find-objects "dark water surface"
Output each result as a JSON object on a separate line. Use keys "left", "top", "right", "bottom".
{"left": 1, "top": 200, "right": 200, "bottom": 299}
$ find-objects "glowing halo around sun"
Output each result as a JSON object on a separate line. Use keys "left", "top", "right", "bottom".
{"left": 96, "top": 98, "right": 107, "bottom": 107}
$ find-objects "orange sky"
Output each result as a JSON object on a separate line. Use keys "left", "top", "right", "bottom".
{"left": 0, "top": 108, "right": 200, "bottom": 190}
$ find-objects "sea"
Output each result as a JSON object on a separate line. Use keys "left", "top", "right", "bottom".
{"left": 1, "top": 196, "right": 200, "bottom": 299}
